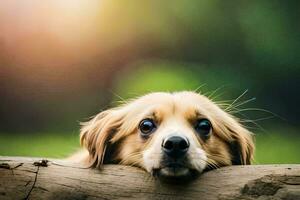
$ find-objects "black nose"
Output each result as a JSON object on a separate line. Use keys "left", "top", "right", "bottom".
{"left": 162, "top": 136, "right": 189, "bottom": 158}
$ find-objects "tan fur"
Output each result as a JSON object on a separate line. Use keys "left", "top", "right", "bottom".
{"left": 72, "top": 91, "right": 254, "bottom": 175}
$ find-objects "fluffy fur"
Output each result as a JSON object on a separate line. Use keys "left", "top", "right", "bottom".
{"left": 70, "top": 91, "right": 254, "bottom": 178}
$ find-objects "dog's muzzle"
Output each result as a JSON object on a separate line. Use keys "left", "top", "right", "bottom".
{"left": 153, "top": 135, "right": 196, "bottom": 179}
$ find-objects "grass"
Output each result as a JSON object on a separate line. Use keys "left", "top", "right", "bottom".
{"left": 0, "top": 129, "right": 299, "bottom": 164}
{"left": 254, "top": 130, "right": 300, "bottom": 164}
{"left": 0, "top": 132, "right": 80, "bottom": 158}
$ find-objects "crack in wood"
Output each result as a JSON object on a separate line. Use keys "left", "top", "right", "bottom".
{"left": 12, "top": 163, "right": 24, "bottom": 169}
{"left": 0, "top": 162, "right": 23, "bottom": 170}
{"left": 25, "top": 180, "right": 31, "bottom": 187}
{"left": 24, "top": 166, "right": 39, "bottom": 200}
{"left": 0, "top": 162, "right": 24, "bottom": 177}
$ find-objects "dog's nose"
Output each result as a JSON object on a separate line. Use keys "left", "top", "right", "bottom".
{"left": 162, "top": 136, "right": 189, "bottom": 158}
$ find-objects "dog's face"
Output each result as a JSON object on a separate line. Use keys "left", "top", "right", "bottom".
{"left": 80, "top": 92, "right": 254, "bottom": 179}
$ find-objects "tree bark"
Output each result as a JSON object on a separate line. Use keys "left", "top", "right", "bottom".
{"left": 0, "top": 156, "right": 299, "bottom": 200}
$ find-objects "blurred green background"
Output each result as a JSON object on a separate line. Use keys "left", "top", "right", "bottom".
{"left": 0, "top": 0, "right": 299, "bottom": 164}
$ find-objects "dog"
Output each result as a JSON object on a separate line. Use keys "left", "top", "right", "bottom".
{"left": 70, "top": 91, "right": 254, "bottom": 179}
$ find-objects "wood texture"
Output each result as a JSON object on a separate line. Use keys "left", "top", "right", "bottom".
{"left": 0, "top": 156, "right": 299, "bottom": 200}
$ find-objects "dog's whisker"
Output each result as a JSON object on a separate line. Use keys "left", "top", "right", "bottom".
{"left": 215, "top": 103, "right": 230, "bottom": 107}
{"left": 210, "top": 92, "right": 227, "bottom": 102}
{"left": 216, "top": 96, "right": 257, "bottom": 115}
{"left": 225, "top": 89, "right": 249, "bottom": 111}
{"left": 230, "top": 107, "right": 284, "bottom": 120}
{"left": 205, "top": 160, "right": 218, "bottom": 169}
{"left": 228, "top": 97, "right": 256, "bottom": 111}
{"left": 108, "top": 89, "right": 128, "bottom": 104}
{"left": 194, "top": 84, "right": 207, "bottom": 93}
{"left": 240, "top": 116, "right": 275, "bottom": 123}
{"left": 229, "top": 109, "right": 266, "bottom": 132}
{"left": 207, "top": 85, "right": 228, "bottom": 99}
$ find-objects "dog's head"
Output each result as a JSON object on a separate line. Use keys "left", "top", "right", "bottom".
{"left": 80, "top": 91, "right": 254, "bottom": 178}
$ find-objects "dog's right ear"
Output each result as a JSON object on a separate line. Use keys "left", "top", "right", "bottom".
{"left": 80, "top": 108, "right": 125, "bottom": 168}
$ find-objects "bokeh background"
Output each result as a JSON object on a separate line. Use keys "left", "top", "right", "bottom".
{"left": 0, "top": 0, "right": 299, "bottom": 164}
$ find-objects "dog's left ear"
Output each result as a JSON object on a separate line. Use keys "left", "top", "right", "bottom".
{"left": 229, "top": 125, "right": 254, "bottom": 165}
{"left": 80, "top": 108, "right": 125, "bottom": 168}
{"left": 225, "top": 120, "right": 254, "bottom": 165}
{"left": 215, "top": 114, "right": 254, "bottom": 165}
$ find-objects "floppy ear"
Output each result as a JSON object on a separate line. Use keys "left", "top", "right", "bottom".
{"left": 80, "top": 108, "right": 125, "bottom": 168}
{"left": 214, "top": 114, "right": 254, "bottom": 165}
{"left": 225, "top": 120, "right": 254, "bottom": 165}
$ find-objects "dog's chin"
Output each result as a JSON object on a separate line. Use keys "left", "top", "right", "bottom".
{"left": 158, "top": 167, "right": 190, "bottom": 177}
{"left": 152, "top": 164, "right": 199, "bottom": 181}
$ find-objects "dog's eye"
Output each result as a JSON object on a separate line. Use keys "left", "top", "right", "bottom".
{"left": 195, "top": 119, "right": 212, "bottom": 138}
{"left": 139, "top": 119, "right": 156, "bottom": 136}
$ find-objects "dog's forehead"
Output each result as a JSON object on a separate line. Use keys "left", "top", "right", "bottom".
{"left": 135, "top": 91, "right": 207, "bottom": 105}
{"left": 128, "top": 92, "right": 213, "bottom": 117}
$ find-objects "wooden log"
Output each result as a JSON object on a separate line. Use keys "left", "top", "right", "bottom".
{"left": 0, "top": 156, "right": 299, "bottom": 200}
